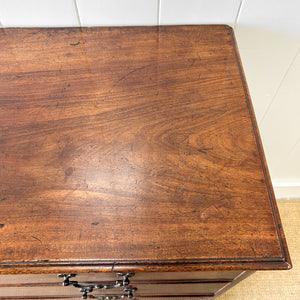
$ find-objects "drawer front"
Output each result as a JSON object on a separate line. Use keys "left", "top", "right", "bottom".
{"left": 0, "top": 271, "right": 241, "bottom": 285}
{"left": 0, "top": 282, "right": 226, "bottom": 298}
{"left": 0, "top": 272, "right": 240, "bottom": 298}
{"left": 0, "top": 284, "right": 224, "bottom": 297}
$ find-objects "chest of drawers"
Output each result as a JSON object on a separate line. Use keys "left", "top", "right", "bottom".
{"left": 0, "top": 25, "right": 291, "bottom": 299}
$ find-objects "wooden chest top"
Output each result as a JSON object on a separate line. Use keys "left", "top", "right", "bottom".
{"left": 0, "top": 25, "right": 291, "bottom": 274}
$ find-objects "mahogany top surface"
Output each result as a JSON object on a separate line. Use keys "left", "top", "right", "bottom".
{"left": 0, "top": 26, "right": 290, "bottom": 273}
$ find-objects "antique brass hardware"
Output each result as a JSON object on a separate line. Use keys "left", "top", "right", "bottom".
{"left": 58, "top": 273, "right": 135, "bottom": 299}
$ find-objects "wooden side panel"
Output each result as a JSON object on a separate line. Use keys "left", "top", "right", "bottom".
{"left": 213, "top": 271, "right": 254, "bottom": 298}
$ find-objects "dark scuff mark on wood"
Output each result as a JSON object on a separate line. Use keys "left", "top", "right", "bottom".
{"left": 70, "top": 41, "right": 80, "bottom": 46}
{"left": 111, "top": 261, "right": 116, "bottom": 272}
{"left": 31, "top": 236, "right": 42, "bottom": 244}
{"left": 197, "top": 147, "right": 213, "bottom": 154}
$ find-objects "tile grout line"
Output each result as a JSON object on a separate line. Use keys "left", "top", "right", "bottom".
{"left": 157, "top": 0, "right": 161, "bottom": 26}
{"left": 259, "top": 47, "right": 300, "bottom": 184}
{"left": 287, "top": 135, "right": 300, "bottom": 155}
{"left": 259, "top": 47, "right": 300, "bottom": 126}
{"left": 73, "top": 0, "right": 82, "bottom": 27}
{"left": 234, "top": 0, "right": 244, "bottom": 29}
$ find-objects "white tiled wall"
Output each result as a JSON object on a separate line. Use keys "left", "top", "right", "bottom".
{"left": 0, "top": 0, "right": 79, "bottom": 27}
{"left": 159, "top": 0, "right": 241, "bottom": 25}
{"left": 235, "top": 0, "right": 300, "bottom": 198}
{"left": 0, "top": 0, "right": 299, "bottom": 198}
{"left": 76, "top": 0, "right": 158, "bottom": 26}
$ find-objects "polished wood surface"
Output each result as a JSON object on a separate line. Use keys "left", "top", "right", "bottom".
{"left": 0, "top": 26, "right": 290, "bottom": 273}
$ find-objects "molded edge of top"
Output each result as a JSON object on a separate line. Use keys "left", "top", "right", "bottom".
{"left": 0, "top": 258, "right": 292, "bottom": 275}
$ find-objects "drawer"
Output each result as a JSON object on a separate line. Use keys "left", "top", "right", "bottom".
{"left": 0, "top": 271, "right": 241, "bottom": 285}
{"left": 0, "top": 282, "right": 227, "bottom": 298}
{"left": 0, "top": 272, "right": 238, "bottom": 299}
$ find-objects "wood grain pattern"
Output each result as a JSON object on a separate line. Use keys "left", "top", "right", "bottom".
{"left": 0, "top": 26, "right": 291, "bottom": 273}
